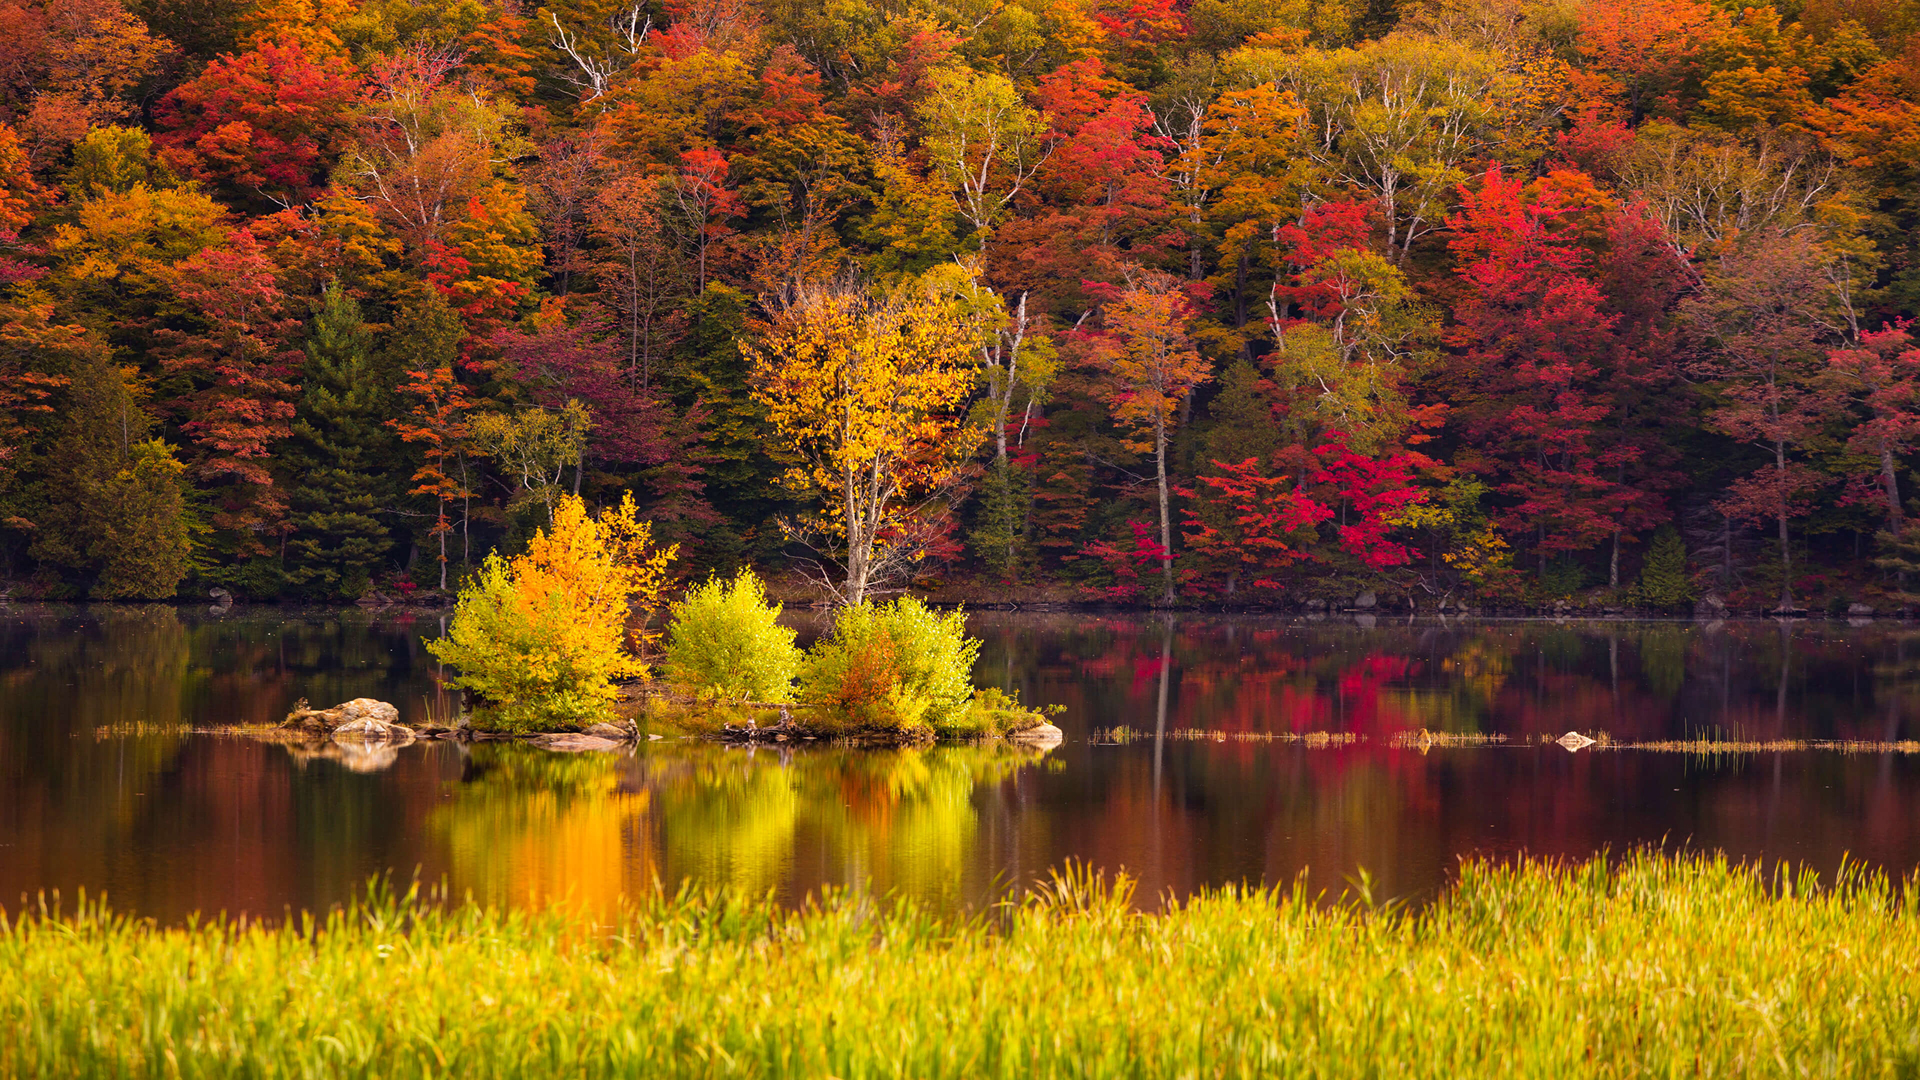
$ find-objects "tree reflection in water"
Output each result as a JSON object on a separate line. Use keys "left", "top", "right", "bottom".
{"left": 431, "top": 742, "right": 1060, "bottom": 914}
{"left": 7, "top": 608, "right": 1920, "bottom": 923}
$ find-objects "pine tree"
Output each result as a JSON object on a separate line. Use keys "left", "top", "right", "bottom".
{"left": 970, "top": 459, "right": 1033, "bottom": 582}
{"left": 1634, "top": 525, "right": 1695, "bottom": 609}
{"left": 285, "top": 284, "right": 397, "bottom": 600}
{"left": 1874, "top": 525, "right": 1920, "bottom": 607}
{"left": 32, "top": 357, "right": 192, "bottom": 600}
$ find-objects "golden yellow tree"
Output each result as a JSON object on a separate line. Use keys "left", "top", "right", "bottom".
{"left": 746, "top": 274, "right": 989, "bottom": 605}
{"left": 429, "top": 493, "right": 676, "bottom": 730}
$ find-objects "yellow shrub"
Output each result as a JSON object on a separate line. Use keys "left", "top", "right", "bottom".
{"left": 429, "top": 493, "right": 677, "bottom": 731}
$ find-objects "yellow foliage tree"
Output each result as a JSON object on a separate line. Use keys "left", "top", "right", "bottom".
{"left": 428, "top": 493, "right": 676, "bottom": 731}
{"left": 746, "top": 274, "right": 990, "bottom": 605}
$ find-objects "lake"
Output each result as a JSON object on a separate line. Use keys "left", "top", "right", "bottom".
{"left": 3, "top": 604, "right": 1918, "bottom": 922}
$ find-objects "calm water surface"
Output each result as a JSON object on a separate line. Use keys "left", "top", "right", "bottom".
{"left": 3, "top": 604, "right": 1919, "bottom": 921}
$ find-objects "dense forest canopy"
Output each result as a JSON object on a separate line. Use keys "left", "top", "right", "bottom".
{"left": 2, "top": 0, "right": 1919, "bottom": 610}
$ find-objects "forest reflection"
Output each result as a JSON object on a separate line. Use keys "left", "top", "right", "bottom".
{"left": 4, "top": 606, "right": 1920, "bottom": 922}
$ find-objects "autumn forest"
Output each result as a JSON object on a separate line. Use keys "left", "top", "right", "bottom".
{"left": 2, "top": 0, "right": 1919, "bottom": 612}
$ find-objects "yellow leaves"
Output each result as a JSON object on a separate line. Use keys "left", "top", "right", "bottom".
{"left": 863, "top": 125, "right": 965, "bottom": 280}
{"left": 470, "top": 402, "right": 592, "bottom": 516}
{"left": 746, "top": 276, "right": 987, "bottom": 534}
{"left": 1202, "top": 83, "right": 1304, "bottom": 186}
{"left": 46, "top": 182, "right": 230, "bottom": 303}
{"left": 915, "top": 66, "right": 1051, "bottom": 236}
{"left": 1443, "top": 523, "right": 1512, "bottom": 583}
{"left": 1388, "top": 478, "right": 1512, "bottom": 585}
{"left": 1489, "top": 54, "right": 1576, "bottom": 168}
{"left": 429, "top": 493, "right": 678, "bottom": 729}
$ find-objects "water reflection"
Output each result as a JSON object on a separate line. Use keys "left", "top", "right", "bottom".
{"left": 3, "top": 605, "right": 1920, "bottom": 921}
{"left": 431, "top": 742, "right": 1056, "bottom": 912}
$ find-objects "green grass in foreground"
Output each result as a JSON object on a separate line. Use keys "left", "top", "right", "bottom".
{"left": 4, "top": 853, "right": 1919, "bottom": 1077}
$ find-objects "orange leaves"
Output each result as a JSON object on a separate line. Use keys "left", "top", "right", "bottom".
{"left": 1808, "top": 49, "right": 1920, "bottom": 194}
{"left": 1081, "top": 271, "right": 1211, "bottom": 447}
{"left": 428, "top": 493, "right": 678, "bottom": 729}
{"left": 1571, "top": 0, "right": 1723, "bottom": 122}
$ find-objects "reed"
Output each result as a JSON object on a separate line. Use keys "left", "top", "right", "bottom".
{"left": 1622, "top": 738, "right": 1920, "bottom": 755}
{"left": 3, "top": 852, "right": 1918, "bottom": 1077}
{"left": 1390, "top": 729, "right": 1508, "bottom": 748}
{"left": 1169, "top": 729, "right": 1363, "bottom": 746}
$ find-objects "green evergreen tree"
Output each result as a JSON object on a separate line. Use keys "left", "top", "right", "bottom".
{"left": 31, "top": 357, "right": 192, "bottom": 599}
{"left": 669, "top": 283, "right": 795, "bottom": 568}
{"left": 285, "top": 284, "right": 398, "bottom": 599}
{"left": 971, "top": 458, "right": 1034, "bottom": 581}
{"left": 1874, "top": 523, "right": 1920, "bottom": 607}
{"left": 1634, "top": 525, "right": 1695, "bottom": 609}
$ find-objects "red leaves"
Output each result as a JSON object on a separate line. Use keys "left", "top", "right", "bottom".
{"left": 1092, "top": 0, "right": 1188, "bottom": 45}
{"left": 1270, "top": 200, "right": 1376, "bottom": 324}
{"left": 1307, "top": 435, "right": 1424, "bottom": 570}
{"left": 495, "top": 305, "right": 679, "bottom": 469}
{"left": 157, "top": 230, "right": 300, "bottom": 551}
{"left": 155, "top": 35, "right": 361, "bottom": 204}
{"left": 1445, "top": 165, "right": 1665, "bottom": 556}
{"left": 1181, "top": 457, "right": 1332, "bottom": 590}
{"left": 1827, "top": 322, "right": 1920, "bottom": 527}
{"left": 1179, "top": 433, "right": 1429, "bottom": 592}
{"left": 1079, "top": 520, "right": 1170, "bottom": 602}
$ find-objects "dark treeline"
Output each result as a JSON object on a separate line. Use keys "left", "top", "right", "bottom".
{"left": 2, "top": 0, "right": 1919, "bottom": 611}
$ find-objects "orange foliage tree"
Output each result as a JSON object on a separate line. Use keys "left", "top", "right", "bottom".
{"left": 1079, "top": 269, "right": 1212, "bottom": 604}
{"left": 428, "top": 492, "right": 677, "bottom": 730}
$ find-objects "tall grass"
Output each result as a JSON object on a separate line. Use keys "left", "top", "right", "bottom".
{"left": 3, "top": 852, "right": 1919, "bottom": 1077}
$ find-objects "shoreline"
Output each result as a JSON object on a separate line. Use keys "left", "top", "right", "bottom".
{"left": 4, "top": 594, "right": 1916, "bottom": 623}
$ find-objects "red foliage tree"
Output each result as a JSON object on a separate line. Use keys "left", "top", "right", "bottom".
{"left": 1304, "top": 434, "right": 1427, "bottom": 571}
{"left": 155, "top": 36, "right": 361, "bottom": 205}
{"left": 1180, "top": 458, "right": 1331, "bottom": 594}
{"left": 494, "top": 304, "right": 716, "bottom": 528}
{"left": 1826, "top": 324, "right": 1920, "bottom": 534}
{"left": 995, "top": 59, "right": 1177, "bottom": 309}
{"left": 1445, "top": 166, "right": 1667, "bottom": 580}
{"left": 158, "top": 230, "right": 301, "bottom": 554}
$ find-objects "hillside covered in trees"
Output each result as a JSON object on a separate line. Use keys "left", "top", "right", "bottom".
{"left": 1, "top": 0, "right": 1918, "bottom": 611}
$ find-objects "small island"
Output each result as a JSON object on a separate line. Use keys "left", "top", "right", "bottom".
{"left": 278, "top": 492, "right": 1060, "bottom": 752}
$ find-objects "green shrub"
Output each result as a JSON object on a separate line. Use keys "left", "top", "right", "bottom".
{"left": 798, "top": 598, "right": 980, "bottom": 734}
{"left": 1635, "top": 525, "right": 1695, "bottom": 609}
{"left": 430, "top": 555, "right": 619, "bottom": 732}
{"left": 937, "top": 686, "right": 1055, "bottom": 739}
{"left": 662, "top": 570, "right": 802, "bottom": 703}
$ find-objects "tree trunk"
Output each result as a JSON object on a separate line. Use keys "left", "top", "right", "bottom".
{"left": 1881, "top": 444, "right": 1904, "bottom": 535}
{"left": 844, "top": 472, "right": 867, "bottom": 607}
{"left": 1156, "top": 417, "right": 1174, "bottom": 605}
{"left": 1610, "top": 529, "right": 1620, "bottom": 590}
{"left": 1775, "top": 440, "right": 1794, "bottom": 612}
{"left": 459, "top": 453, "right": 471, "bottom": 570}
